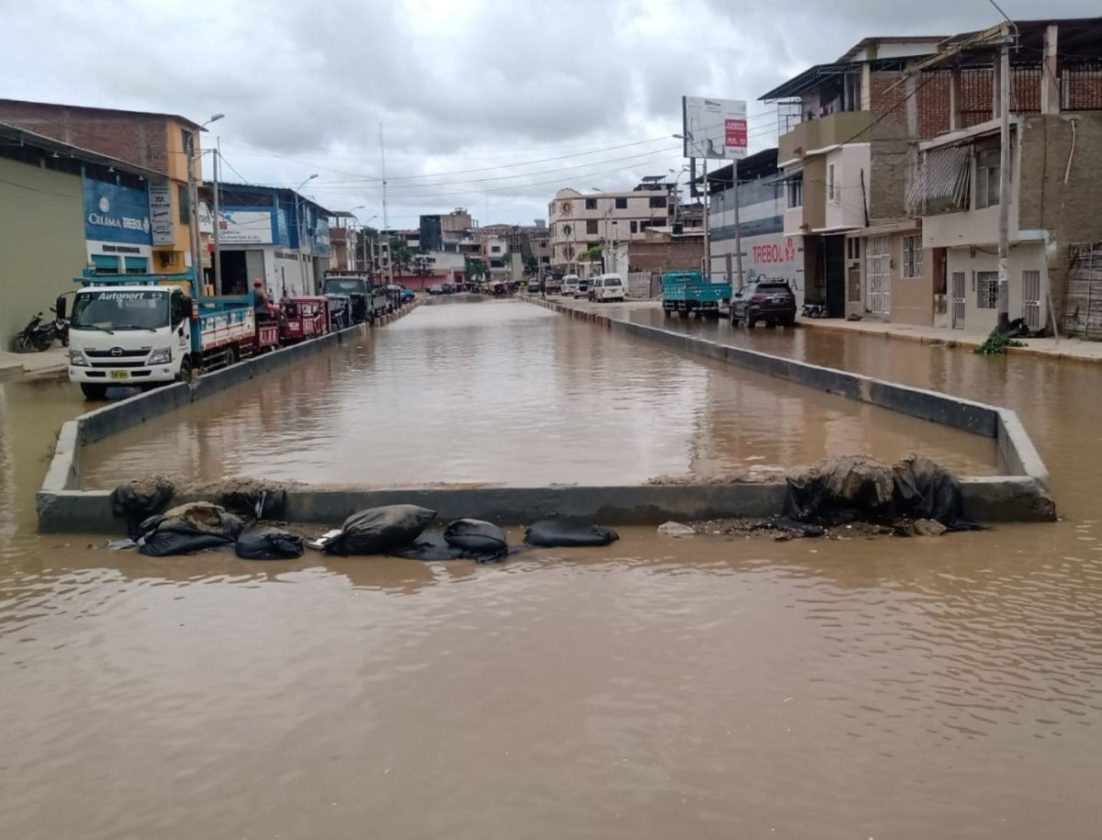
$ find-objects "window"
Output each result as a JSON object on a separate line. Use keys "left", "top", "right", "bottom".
{"left": 586, "top": 219, "right": 599, "bottom": 235}
{"left": 585, "top": 198, "right": 597, "bottom": 210}
{"left": 787, "top": 176, "right": 803, "bottom": 208}
{"left": 181, "top": 128, "right": 193, "bottom": 155}
{"left": 976, "top": 271, "right": 998, "bottom": 309}
{"left": 615, "top": 197, "right": 627, "bottom": 209}
{"left": 649, "top": 196, "right": 667, "bottom": 208}
{"left": 630, "top": 220, "right": 638, "bottom": 234}
{"left": 902, "top": 235, "right": 923, "bottom": 277}
{"left": 974, "top": 146, "right": 1001, "bottom": 210}
{"left": 847, "top": 238, "right": 860, "bottom": 260}
{"left": 827, "top": 163, "right": 836, "bottom": 203}
{"left": 177, "top": 184, "right": 190, "bottom": 224}
{"left": 490, "top": 245, "right": 502, "bottom": 254}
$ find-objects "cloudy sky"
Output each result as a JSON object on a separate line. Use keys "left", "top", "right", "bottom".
{"left": 2, "top": 0, "right": 1097, "bottom": 228}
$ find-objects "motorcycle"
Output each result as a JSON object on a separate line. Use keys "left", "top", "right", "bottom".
{"left": 12, "top": 306, "right": 64, "bottom": 353}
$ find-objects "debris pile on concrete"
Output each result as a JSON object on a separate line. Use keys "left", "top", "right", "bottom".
{"left": 783, "top": 454, "right": 978, "bottom": 533}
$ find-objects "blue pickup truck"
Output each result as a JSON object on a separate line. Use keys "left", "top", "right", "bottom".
{"left": 661, "top": 270, "right": 730, "bottom": 318}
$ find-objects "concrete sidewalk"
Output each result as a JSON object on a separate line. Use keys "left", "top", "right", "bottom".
{"left": 0, "top": 345, "right": 68, "bottom": 382}
{"left": 799, "top": 318, "right": 1102, "bottom": 364}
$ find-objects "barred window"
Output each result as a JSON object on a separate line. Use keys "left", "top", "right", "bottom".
{"left": 976, "top": 271, "right": 998, "bottom": 309}
{"left": 902, "top": 235, "right": 923, "bottom": 278}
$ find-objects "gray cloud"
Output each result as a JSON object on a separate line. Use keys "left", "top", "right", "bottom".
{"left": 2, "top": 0, "right": 1098, "bottom": 226}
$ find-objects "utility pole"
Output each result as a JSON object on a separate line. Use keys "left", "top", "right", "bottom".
{"left": 186, "top": 133, "right": 202, "bottom": 289}
{"left": 212, "top": 136, "right": 222, "bottom": 294}
{"left": 702, "top": 156, "right": 711, "bottom": 281}
{"left": 996, "top": 26, "right": 1012, "bottom": 333}
{"left": 732, "top": 162, "right": 744, "bottom": 293}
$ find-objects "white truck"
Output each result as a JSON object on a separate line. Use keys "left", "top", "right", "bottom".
{"left": 66, "top": 271, "right": 274, "bottom": 400}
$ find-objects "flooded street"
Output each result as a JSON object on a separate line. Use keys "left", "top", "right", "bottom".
{"left": 2, "top": 301, "right": 1101, "bottom": 839}
{"left": 79, "top": 299, "right": 997, "bottom": 488}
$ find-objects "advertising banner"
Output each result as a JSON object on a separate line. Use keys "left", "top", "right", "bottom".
{"left": 82, "top": 178, "right": 153, "bottom": 245}
{"left": 148, "top": 183, "right": 174, "bottom": 245}
{"left": 681, "top": 97, "right": 748, "bottom": 160}
{"left": 217, "top": 208, "right": 276, "bottom": 245}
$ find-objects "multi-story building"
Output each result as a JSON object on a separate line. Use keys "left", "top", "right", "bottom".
{"left": 0, "top": 120, "right": 159, "bottom": 347}
{"left": 0, "top": 98, "right": 205, "bottom": 278}
{"left": 549, "top": 178, "right": 679, "bottom": 273}
{"left": 903, "top": 19, "right": 1102, "bottom": 337}
{"left": 759, "top": 36, "right": 947, "bottom": 317}
{"left": 327, "top": 212, "right": 360, "bottom": 271}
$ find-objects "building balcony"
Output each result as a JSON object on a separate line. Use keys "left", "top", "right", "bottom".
{"left": 778, "top": 111, "right": 875, "bottom": 164}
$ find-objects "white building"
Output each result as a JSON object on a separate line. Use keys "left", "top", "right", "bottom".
{"left": 549, "top": 178, "right": 678, "bottom": 272}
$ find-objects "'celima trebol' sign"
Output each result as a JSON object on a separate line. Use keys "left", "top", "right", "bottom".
{"left": 681, "top": 97, "right": 748, "bottom": 160}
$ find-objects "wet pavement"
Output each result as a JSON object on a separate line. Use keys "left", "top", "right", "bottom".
{"left": 78, "top": 299, "right": 998, "bottom": 488}
{"left": 1, "top": 298, "right": 1101, "bottom": 839}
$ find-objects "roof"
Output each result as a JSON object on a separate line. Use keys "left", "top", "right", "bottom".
{"left": 695, "top": 148, "right": 780, "bottom": 187}
{"left": 0, "top": 119, "right": 162, "bottom": 178}
{"left": 214, "top": 181, "right": 333, "bottom": 215}
{"left": 0, "top": 98, "right": 201, "bottom": 129}
{"left": 837, "top": 35, "right": 949, "bottom": 62}
{"left": 930, "top": 17, "right": 1102, "bottom": 67}
{"left": 758, "top": 61, "right": 861, "bottom": 101}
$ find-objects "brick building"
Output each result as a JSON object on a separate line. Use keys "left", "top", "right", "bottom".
{"left": 0, "top": 99, "right": 204, "bottom": 276}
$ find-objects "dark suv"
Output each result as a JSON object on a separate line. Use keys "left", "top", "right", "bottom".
{"left": 729, "top": 281, "right": 797, "bottom": 328}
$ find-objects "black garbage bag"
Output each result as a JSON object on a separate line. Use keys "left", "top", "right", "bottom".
{"left": 326, "top": 504, "right": 436, "bottom": 555}
{"left": 111, "top": 477, "right": 174, "bottom": 538}
{"left": 443, "top": 519, "right": 508, "bottom": 560}
{"left": 137, "top": 502, "right": 243, "bottom": 557}
{"left": 388, "top": 531, "right": 467, "bottom": 562}
{"left": 524, "top": 516, "right": 620, "bottom": 547}
{"left": 235, "top": 525, "right": 305, "bottom": 560}
{"left": 784, "top": 455, "right": 896, "bottom": 525}
{"left": 216, "top": 483, "right": 288, "bottom": 519}
{"left": 892, "top": 455, "right": 978, "bottom": 530}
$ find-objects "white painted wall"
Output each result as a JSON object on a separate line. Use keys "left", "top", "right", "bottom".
{"left": 945, "top": 242, "right": 1047, "bottom": 335}
{"left": 823, "top": 143, "right": 870, "bottom": 231}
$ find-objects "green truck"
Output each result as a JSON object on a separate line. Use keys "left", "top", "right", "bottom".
{"left": 661, "top": 270, "right": 729, "bottom": 318}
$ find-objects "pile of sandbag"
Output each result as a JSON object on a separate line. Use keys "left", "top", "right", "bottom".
{"left": 131, "top": 500, "right": 304, "bottom": 560}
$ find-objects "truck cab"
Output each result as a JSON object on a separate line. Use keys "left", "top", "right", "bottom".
{"left": 68, "top": 284, "right": 193, "bottom": 400}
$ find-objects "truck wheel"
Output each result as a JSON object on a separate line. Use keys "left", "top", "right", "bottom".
{"left": 80, "top": 383, "right": 107, "bottom": 400}
{"left": 176, "top": 357, "right": 193, "bottom": 384}
{"left": 225, "top": 344, "right": 239, "bottom": 366}
{"left": 748, "top": 317, "right": 757, "bottom": 329}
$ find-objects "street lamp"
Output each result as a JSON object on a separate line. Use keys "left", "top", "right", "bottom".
{"left": 292, "top": 174, "right": 319, "bottom": 291}
{"left": 202, "top": 113, "right": 226, "bottom": 294}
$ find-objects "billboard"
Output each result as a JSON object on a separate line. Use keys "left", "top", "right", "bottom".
{"left": 681, "top": 97, "right": 748, "bottom": 160}
{"left": 82, "top": 177, "right": 152, "bottom": 245}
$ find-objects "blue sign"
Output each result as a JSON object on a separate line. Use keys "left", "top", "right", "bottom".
{"left": 83, "top": 178, "right": 152, "bottom": 245}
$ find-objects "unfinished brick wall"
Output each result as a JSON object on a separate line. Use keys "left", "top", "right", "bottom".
{"left": 1018, "top": 113, "right": 1102, "bottom": 329}
{"left": 626, "top": 240, "right": 704, "bottom": 274}
{"left": 0, "top": 101, "right": 169, "bottom": 174}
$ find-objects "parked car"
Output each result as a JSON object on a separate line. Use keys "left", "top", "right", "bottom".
{"left": 729, "top": 281, "right": 798, "bottom": 328}
{"left": 427, "top": 285, "right": 446, "bottom": 296}
{"left": 561, "top": 274, "right": 580, "bottom": 296}
{"left": 576, "top": 277, "right": 590, "bottom": 298}
{"left": 442, "top": 283, "right": 456, "bottom": 294}
{"left": 591, "top": 273, "right": 626, "bottom": 302}
{"left": 544, "top": 277, "right": 562, "bottom": 295}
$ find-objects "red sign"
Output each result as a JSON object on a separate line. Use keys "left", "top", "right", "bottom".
{"left": 725, "top": 118, "right": 747, "bottom": 149}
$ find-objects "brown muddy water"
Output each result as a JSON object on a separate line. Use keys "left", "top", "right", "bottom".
{"left": 1, "top": 299, "right": 1101, "bottom": 839}
{"left": 78, "top": 300, "right": 998, "bottom": 488}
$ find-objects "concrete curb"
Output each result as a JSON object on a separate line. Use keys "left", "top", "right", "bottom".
{"left": 532, "top": 298, "right": 1053, "bottom": 516}
{"left": 36, "top": 302, "right": 421, "bottom": 531}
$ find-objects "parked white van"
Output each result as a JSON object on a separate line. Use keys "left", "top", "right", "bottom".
{"left": 562, "top": 274, "right": 580, "bottom": 296}
{"left": 592, "top": 273, "right": 626, "bottom": 302}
